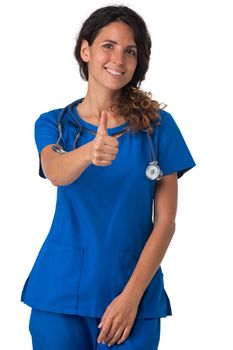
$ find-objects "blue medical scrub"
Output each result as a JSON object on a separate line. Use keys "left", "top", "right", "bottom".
{"left": 21, "top": 97, "right": 196, "bottom": 348}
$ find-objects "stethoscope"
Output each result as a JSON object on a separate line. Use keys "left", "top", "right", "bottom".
{"left": 51, "top": 99, "right": 163, "bottom": 181}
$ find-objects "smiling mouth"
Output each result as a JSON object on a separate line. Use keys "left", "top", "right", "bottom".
{"left": 104, "top": 67, "right": 125, "bottom": 76}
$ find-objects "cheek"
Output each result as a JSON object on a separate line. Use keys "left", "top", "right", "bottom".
{"left": 126, "top": 55, "right": 137, "bottom": 67}
{"left": 128, "top": 59, "right": 137, "bottom": 75}
{"left": 96, "top": 51, "right": 110, "bottom": 65}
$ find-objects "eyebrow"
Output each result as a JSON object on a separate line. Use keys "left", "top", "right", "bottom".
{"left": 102, "top": 39, "right": 137, "bottom": 49}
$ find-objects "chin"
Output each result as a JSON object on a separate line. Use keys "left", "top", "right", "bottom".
{"left": 103, "top": 80, "right": 131, "bottom": 92}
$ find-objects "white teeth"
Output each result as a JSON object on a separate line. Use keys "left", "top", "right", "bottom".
{"left": 105, "top": 68, "right": 124, "bottom": 76}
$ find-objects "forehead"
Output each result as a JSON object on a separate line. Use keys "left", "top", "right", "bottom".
{"left": 94, "top": 22, "right": 136, "bottom": 45}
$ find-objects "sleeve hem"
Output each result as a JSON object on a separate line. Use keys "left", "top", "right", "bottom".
{"left": 162, "top": 163, "right": 196, "bottom": 179}
{"left": 38, "top": 154, "right": 46, "bottom": 179}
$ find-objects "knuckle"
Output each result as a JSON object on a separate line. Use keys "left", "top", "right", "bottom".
{"left": 115, "top": 319, "right": 122, "bottom": 327}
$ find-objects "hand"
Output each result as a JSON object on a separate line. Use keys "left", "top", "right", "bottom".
{"left": 97, "top": 292, "right": 140, "bottom": 346}
{"left": 88, "top": 111, "right": 119, "bottom": 166}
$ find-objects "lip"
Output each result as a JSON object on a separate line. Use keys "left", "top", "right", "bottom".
{"left": 104, "top": 67, "right": 125, "bottom": 75}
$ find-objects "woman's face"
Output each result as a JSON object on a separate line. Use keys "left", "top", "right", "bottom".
{"left": 80, "top": 21, "right": 138, "bottom": 92}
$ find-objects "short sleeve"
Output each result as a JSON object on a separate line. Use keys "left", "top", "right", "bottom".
{"left": 156, "top": 110, "right": 196, "bottom": 179}
{"left": 34, "top": 110, "right": 59, "bottom": 178}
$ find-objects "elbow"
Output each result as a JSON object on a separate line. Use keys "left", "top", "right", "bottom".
{"left": 154, "top": 218, "right": 176, "bottom": 232}
{"left": 42, "top": 167, "right": 64, "bottom": 187}
{"left": 49, "top": 174, "right": 68, "bottom": 187}
{"left": 165, "top": 221, "right": 176, "bottom": 240}
{"left": 50, "top": 178, "right": 61, "bottom": 187}
{"left": 165, "top": 221, "right": 176, "bottom": 236}
{"left": 44, "top": 171, "right": 61, "bottom": 187}
{"left": 47, "top": 174, "right": 60, "bottom": 187}
{"left": 48, "top": 174, "right": 73, "bottom": 187}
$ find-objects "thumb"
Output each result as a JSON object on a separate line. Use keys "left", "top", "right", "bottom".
{"left": 96, "top": 111, "right": 108, "bottom": 136}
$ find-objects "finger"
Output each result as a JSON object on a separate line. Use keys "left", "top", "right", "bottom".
{"left": 98, "top": 321, "right": 103, "bottom": 329}
{"left": 94, "top": 141, "right": 118, "bottom": 151}
{"left": 96, "top": 110, "right": 108, "bottom": 137}
{"left": 97, "top": 320, "right": 112, "bottom": 343}
{"left": 102, "top": 322, "right": 116, "bottom": 344}
{"left": 107, "top": 327, "right": 125, "bottom": 346}
{"left": 93, "top": 160, "right": 112, "bottom": 167}
{"left": 103, "top": 320, "right": 120, "bottom": 343}
{"left": 100, "top": 144, "right": 119, "bottom": 157}
{"left": 116, "top": 326, "right": 131, "bottom": 345}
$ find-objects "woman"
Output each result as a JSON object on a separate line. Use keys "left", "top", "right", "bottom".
{"left": 21, "top": 5, "right": 196, "bottom": 350}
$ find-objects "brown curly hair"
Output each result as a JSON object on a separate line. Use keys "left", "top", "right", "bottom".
{"left": 73, "top": 5, "right": 167, "bottom": 135}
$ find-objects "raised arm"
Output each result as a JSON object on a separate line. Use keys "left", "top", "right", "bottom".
{"left": 40, "top": 143, "right": 92, "bottom": 186}
{"left": 39, "top": 111, "right": 119, "bottom": 186}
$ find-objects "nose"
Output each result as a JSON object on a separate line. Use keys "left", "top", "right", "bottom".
{"left": 111, "top": 49, "right": 124, "bottom": 65}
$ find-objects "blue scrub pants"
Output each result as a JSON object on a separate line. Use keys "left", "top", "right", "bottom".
{"left": 29, "top": 308, "right": 161, "bottom": 350}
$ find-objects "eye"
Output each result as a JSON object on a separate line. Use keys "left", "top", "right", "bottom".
{"left": 126, "top": 49, "right": 137, "bottom": 56}
{"left": 102, "top": 43, "right": 114, "bottom": 49}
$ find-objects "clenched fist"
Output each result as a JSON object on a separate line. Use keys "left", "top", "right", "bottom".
{"left": 88, "top": 111, "right": 119, "bottom": 166}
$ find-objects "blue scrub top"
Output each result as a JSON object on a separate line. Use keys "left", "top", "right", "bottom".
{"left": 21, "top": 98, "right": 196, "bottom": 319}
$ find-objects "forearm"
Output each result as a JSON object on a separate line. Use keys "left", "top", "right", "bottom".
{"left": 42, "top": 142, "right": 92, "bottom": 186}
{"left": 122, "top": 220, "right": 176, "bottom": 304}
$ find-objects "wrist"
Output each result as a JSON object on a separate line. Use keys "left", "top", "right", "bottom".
{"left": 82, "top": 142, "right": 93, "bottom": 164}
{"left": 121, "top": 286, "right": 143, "bottom": 306}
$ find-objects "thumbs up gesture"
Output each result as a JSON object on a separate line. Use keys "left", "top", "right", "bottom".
{"left": 88, "top": 111, "right": 119, "bottom": 166}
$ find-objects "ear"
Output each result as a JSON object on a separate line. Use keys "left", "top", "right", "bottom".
{"left": 80, "top": 39, "right": 90, "bottom": 63}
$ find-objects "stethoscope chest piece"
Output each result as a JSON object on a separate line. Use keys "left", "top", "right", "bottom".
{"left": 145, "top": 161, "right": 163, "bottom": 181}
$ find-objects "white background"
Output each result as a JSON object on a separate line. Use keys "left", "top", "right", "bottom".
{"left": 1, "top": 0, "right": 232, "bottom": 349}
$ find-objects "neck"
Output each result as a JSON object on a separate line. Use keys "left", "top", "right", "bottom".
{"left": 79, "top": 85, "right": 122, "bottom": 120}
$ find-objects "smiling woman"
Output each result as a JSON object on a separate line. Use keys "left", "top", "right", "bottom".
{"left": 21, "top": 4, "right": 196, "bottom": 350}
{"left": 79, "top": 22, "right": 138, "bottom": 96}
{"left": 74, "top": 8, "right": 165, "bottom": 134}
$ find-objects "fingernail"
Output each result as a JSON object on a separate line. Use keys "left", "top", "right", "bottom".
{"left": 98, "top": 323, "right": 102, "bottom": 328}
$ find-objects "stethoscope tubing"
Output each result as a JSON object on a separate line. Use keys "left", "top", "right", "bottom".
{"left": 54, "top": 100, "right": 163, "bottom": 180}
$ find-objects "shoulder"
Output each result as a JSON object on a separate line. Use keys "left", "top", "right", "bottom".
{"left": 35, "top": 107, "right": 62, "bottom": 127}
{"left": 151, "top": 109, "right": 178, "bottom": 136}
{"left": 158, "top": 109, "right": 176, "bottom": 127}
